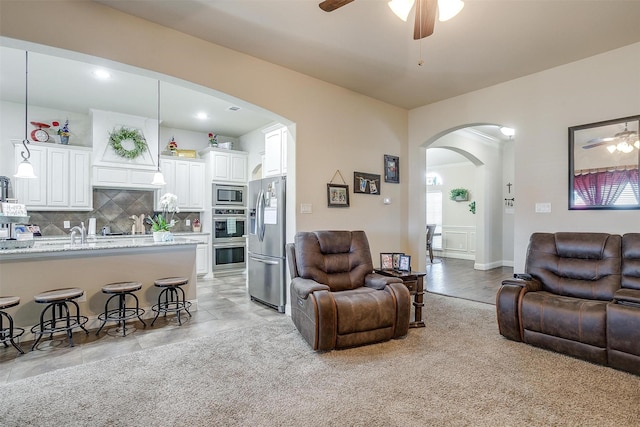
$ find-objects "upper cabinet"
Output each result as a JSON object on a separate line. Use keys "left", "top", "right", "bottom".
{"left": 156, "top": 157, "right": 205, "bottom": 211}
{"left": 263, "top": 126, "right": 287, "bottom": 177}
{"left": 200, "top": 148, "right": 248, "bottom": 183}
{"left": 13, "top": 143, "right": 91, "bottom": 210}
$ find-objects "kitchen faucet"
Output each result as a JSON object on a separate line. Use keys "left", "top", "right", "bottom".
{"left": 69, "top": 222, "right": 86, "bottom": 245}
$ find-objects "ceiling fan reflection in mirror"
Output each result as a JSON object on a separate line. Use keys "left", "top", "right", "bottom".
{"left": 319, "top": 0, "right": 464, "bottom": 40}
{"left": 582, "top": 122, "right": 640, "bottom": 153}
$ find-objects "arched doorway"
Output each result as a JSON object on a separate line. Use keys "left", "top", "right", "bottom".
{"left": 424, "top": 125, "right": 515, "bottom": 303}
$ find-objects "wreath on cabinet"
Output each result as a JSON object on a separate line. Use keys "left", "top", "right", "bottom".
{"left": 109, "top": 127, "right": 147, "bottom": 159}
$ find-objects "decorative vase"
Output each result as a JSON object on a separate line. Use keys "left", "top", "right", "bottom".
{"left": 153, "top": 231, "right": 173, "bottom": 242}
{"left": 60, "top": 135, "right": 69, "bottom": 145}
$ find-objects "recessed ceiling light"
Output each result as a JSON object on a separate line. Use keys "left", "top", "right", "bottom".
{"left": 227, "top": 106, "right": 241, "bottom": 112}
{"left": 92, "top": 69, "right": 111, "bottom": 80}
{"left": 196, "top": 112, "right": 209, "bottom": 120}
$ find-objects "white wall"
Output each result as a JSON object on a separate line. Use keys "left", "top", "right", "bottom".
{"left": 409, "top": 42, "right": 640, "bottom": 272}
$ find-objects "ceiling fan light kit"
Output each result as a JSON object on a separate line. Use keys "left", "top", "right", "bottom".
{"left": 320, "top": 0, "right": 463, "bottom": 40}
{"left": 388, "top": 0, "right": 415, "bottom": 21}
{"left": 437, "top": 0, "right": 464, "bottom": 22}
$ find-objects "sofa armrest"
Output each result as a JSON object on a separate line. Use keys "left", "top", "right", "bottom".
{"left": 496, "top": 278, "right": 539, "bottom": 343}
{"left": 291, "top": 277, "right": 330, "bottom": 299}
{"left": 501, "top": 277, "right": 543, "bottom": 292}
{"left": 613, "top": 288, "right": 640, "bottom": 307}
{"left": 364, "top": 273, "right": 403, "bottom": 290}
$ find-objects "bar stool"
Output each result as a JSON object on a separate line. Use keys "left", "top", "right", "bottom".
{"left": 30, "top": 288, "right": 89, "bottom": 350}
{"left": 151, "top": 277, "right": 192, "bottom": 326}
{"left": 0, "top": 296, "right": 25, "bottom": 354}
{"left": 96, "top": 281, "right": 147, "bottom": 337}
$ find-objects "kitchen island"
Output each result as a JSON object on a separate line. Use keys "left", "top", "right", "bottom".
{"left": 0, "top": 236, "right": 199, "bottom": 338}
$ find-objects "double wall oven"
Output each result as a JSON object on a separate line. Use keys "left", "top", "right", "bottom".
{"left": 212, "top": 183, "right": 247, "bottom": 272}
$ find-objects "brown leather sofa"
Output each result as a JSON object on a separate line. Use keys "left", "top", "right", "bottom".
{"left": 496, "top": 232, "right": 640, "bottom": 375}
{"left": 286, "top": 230, "right": 411, "bottom": 351}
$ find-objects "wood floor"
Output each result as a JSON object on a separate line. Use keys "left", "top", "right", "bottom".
{"left": 425, "top": 257, "right": 513, "bottom": 305}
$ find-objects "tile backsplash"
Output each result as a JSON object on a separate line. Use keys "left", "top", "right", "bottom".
{"left": 28, "top": 189, "right": 201, "bottom": 236}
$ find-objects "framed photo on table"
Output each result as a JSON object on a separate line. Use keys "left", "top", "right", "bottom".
{"left": 392, "top": 253, "right": 404, "bottom": 270}
{"left": 380, "top": 253, "right": 394, "bottom": 270}
{"left": 398, "top": 254, "right": 411, "bottom": 272}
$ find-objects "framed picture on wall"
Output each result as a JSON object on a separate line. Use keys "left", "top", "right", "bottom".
{"left": 384, "top": 155, "right": 399, "bottom": 183}
{"left": 327, "top": 184, "right": 350, "bottom": 207}
{"left": 354, "top": 172, "right": 381, "bottom": 195}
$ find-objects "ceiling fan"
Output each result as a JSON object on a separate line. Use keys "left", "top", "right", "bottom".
{"left": 582, "top": 123, "right": 640, "bottom": 153}
{"left": 319, "top": 0, "right": 464, "bottom": 40}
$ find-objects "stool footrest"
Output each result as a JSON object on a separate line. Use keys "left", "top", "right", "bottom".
{"left": 30, "top": 316, "right": 89, "bottom": 336}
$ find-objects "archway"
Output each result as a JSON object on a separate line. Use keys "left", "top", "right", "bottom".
{"left": 424, "top": 124, "right": 515, "bottom": 270}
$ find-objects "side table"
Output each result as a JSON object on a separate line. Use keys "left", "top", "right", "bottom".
{"left": 375, "top": 269, "right": 426, "bottom": 328}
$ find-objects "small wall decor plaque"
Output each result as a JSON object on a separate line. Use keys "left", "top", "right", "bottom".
{"left": 354, "top": 172, "right": 381, "bottom": 195}
{"left": 384, "top": 155, "right": 399, "bottom": 183}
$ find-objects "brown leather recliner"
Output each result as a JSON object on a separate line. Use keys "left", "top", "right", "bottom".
{"left": 286, "top": 230, "right": 411, "bottom": 351}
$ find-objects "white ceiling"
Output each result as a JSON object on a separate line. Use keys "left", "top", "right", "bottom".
{"left": 95, "top": 0, "right": 640, "bottom": 110}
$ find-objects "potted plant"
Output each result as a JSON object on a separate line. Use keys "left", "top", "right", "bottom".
{"left": 449, "top": 188, "right": 469, "bottom": 201}
{"left": 147, "top": 193, "right": 179, "bottom": 242}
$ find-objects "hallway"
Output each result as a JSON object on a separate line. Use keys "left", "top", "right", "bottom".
{"left": 425, "top": 257, "right": 513, "bottom": 305}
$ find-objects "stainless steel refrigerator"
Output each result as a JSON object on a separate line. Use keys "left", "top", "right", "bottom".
{"left": 247, "top": 175, "right": 286, "bottom": 313}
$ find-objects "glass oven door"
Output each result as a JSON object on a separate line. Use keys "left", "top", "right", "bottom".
{"left": 213, "top": 217, "right": 246, "bottom": 241}
{"left": 212, "top": 242, "right": 246, "bottom": 271}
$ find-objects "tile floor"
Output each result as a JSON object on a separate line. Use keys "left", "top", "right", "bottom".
{"left": 0, "top": 258, "right": 511, "bottom": 384}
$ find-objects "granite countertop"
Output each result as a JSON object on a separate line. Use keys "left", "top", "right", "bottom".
{"left": 0, "top": 234, "right": 206, "bottom": 257}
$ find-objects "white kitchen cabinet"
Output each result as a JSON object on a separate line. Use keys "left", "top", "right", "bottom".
{"left": 263, "top": 126, "right": 287, "bottom": 177}
{"left": 187, "top": 234, "right": 210, "bottom": 276}
{"left": 200, "top": 148, "right": 248, "bottom": 183}
{"left": 156, "top": 157, "right": 205, "bottom": 211}
{"left": 13, "top": 143, "right": 91, "bottom": 210}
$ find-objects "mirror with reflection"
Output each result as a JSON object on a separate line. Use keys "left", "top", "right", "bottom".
{"left": 569, "top": 115, "right": 640, "bottom": 209}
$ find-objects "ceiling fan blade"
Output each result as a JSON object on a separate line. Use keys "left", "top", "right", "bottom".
{"left": 319, "top": 0, "right": 355, "bottom": 12}
{"left": 582, "top": 138, "right": 615, "bottom": 149}
{"left": 414, "top": 0, "right": 437, "bottom": 40}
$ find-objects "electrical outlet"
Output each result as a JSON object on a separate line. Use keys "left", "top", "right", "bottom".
{"left": 63, "top": 220, "right": 70, "bottom": 229}
{"left": 185, "top": 219, "right": 190, "bottom": 226}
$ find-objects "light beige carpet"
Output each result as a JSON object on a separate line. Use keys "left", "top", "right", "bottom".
{"left": 1, "top": 294, "right": 639, "bottom": 426}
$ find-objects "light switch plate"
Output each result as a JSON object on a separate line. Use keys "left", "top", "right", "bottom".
{"left": 300, "top": 203, "right": 312, "bottom": 214}
{"left": 185, "top": 219, "right": 190, "bottom": 226}
{"left": 535, "top": 203, "right": 551, "bottom": 213}
{"left": 63, "top": 220, "right": 70, "bottom": 228}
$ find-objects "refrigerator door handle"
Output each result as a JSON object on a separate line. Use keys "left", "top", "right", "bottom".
{"left": 249, "top": 255, "right": 279, "bottom": 265}
{"left": 257, "top": 189, "right": 266, "bottom": 242}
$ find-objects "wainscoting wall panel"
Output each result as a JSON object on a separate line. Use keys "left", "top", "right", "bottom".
{"left": 436, "top": 226, "right": 476, "bottom": 261}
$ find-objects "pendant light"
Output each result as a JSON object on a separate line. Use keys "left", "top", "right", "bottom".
{"left": 14, "top": 51, "right": 37, "bottom": 179}
{"left": 151, "top": 79, "right": 166, "bottom": 186}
